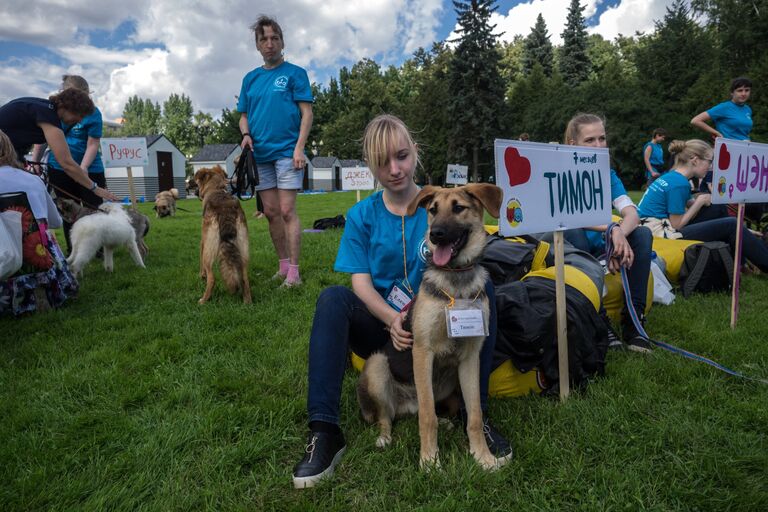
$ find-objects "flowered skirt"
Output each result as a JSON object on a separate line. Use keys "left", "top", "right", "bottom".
{"left": 0, "top": 232, "right": 79, "bottom": 316}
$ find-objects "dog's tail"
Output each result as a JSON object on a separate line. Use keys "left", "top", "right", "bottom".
{"left": 219, "top": 215, "right": 244, "bottom": 294}
{"left": 170, "top": 188, "right": 179, "bottom": 199}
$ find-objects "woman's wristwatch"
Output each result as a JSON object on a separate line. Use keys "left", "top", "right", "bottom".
{"left": 90, "top": 181, "right": 98, "bottom": 191}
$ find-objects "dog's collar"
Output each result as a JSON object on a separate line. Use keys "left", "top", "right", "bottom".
{"left": 433, "top": 263, "right": 476, "bottom": 272}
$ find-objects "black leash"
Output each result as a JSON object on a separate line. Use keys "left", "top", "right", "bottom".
{"left": 24, "top": 159, "right": 103, "bottom": 211}
{"left": 230, "top": 147, "right": 259, "bottom": 200}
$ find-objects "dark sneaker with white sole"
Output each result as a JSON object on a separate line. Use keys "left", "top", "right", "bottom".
{"left": 626, "top": 335, "right": 653, "bottom": 354}
{"left": 292, "top": 431, "right": 346, "bottom": 489}
{"left": 460, "top": 411, "right": 513, "bottom": 460}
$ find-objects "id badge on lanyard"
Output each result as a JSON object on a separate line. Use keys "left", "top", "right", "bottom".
{"left": 445, "top": 298, "right": 488, "bottom": 338}
{"left": 385, "top": 278, "right": 413, "bottom": 312}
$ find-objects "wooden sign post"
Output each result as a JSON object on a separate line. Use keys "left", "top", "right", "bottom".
{"left": 495, "top": 140, "right": 611, "bottom": 400}
{"left": 711, "top": 138, "right": 768, "bottom": 328}
{"left": 341, "top": 166, "right": 374, "bottom": 202}
{"left": 100, "top": 137, "right": 149, "bottom": 209}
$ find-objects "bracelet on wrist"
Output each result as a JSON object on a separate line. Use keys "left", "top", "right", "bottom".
{"left": 241, "top": 132, "right": 251, "bottom": 139}
{"left": 90, "top": 181, "right": 98, "bottom": 191}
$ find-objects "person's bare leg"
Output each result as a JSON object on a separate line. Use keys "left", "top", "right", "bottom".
{"left": 279, "top": 188, "right": 301, "bottom": 285}
{"left": 260, "top": 188, "right": 289, "bottom": 278}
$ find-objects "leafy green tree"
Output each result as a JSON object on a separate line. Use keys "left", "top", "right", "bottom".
{"left": 161, "top": 93, "right": 196, "bottom": 156}
{"left": 560, "top": 0, "right": 590, "bottom": 85}
{"left": 121, "top": 96, "right": 161, "bottom": 136}
{"left": 208, "top": 108, "right": 242, "bottom": 144}
{"left": 447, "top": 0, "right": 506, "bottom": 182}
{"left": 523, "top": 13, "right": 554, "bottom": 76}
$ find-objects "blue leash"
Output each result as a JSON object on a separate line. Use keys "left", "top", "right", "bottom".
{"left": 605, "top": 223, "right": 768, "bottom": 385}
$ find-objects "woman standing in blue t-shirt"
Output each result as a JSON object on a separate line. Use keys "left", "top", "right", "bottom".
{"left": 637, "top": 139, "right": 768, "bottom": 272}
{"left": 642, "top": 128, "right": 667, "bottom": 184}
{"left": 291, "top": 115, "right": 511, "bottom": 489}
{"left": 43, "top": 75, "right": 107, "bottom": 252}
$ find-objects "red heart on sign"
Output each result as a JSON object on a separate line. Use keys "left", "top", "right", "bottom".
{"left": 718, "top": 144, "right": 731, "bottom": 170}
{"left": 504, "top": 147, "right": 531, "bottom": 187}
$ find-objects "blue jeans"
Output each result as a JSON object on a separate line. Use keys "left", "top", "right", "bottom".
{"left": 307, "top": 282, "right": 497, "bottom": 426}
{"left": 681, "top": 217, "right": 768, "bottom": 272}
{"left": 564, "top": 226, "right": 653, "bottom": 316}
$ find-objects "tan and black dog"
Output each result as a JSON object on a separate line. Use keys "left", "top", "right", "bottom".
{"left": 194, "top": 166, "right": 251, "bottom": 305}
{"left": 357, "top": 183, "right": 508, "bottom": 471}
{"left": 154, "top": 188, "right": 179, "bottom": 218}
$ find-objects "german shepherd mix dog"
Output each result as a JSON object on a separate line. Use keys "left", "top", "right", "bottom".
{"left": 357, "top": 183, "right": 508, "bottom": 471}
{"left": 194, "top": 166, "right": 251, "bottom": 304}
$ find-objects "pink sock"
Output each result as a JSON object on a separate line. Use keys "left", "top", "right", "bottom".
{"left": 286, "top": 264, "right": 300, "bottom": 283}
{"left": 278, "top": 258, "right": 289, "bottom": 276}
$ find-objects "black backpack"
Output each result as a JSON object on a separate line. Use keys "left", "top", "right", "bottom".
{"left": 678, "top": 241, "right": 734, "bottom": 297}
{"left": 313, "top": 215, "right": 346, "bottom": 230}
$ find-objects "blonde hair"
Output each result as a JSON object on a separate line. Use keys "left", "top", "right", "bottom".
{"left": 0, "top": 129, "right": 22, "bottom": 167}
{"left": 668, "top": 139, "right": 712, "bottom": 167}
{"left": 564, "top": 113, "right": 604, "bottom": 144}
{"left": 61, "top": 74, "right": 90, "bottom": 94}
{"left": 362, "top": 114, "right": 419, "bottom": 172}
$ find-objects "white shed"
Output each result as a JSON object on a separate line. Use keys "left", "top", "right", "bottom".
{"left": 105, "top": 135, "right": 187, "bottom": 200}
{"left": 190, "top": 144, "right": 242, "bottom": 176}
{"left": 309, "top": 156, "right": 341, "bottom": 191}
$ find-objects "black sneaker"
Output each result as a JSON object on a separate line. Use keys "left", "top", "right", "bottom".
{"left": 606, "top": 323, "right": 626, "bottom": 351}
{"left": 625, "top": 335, "right": 653, "bottom": 354}
{"left": 292, "top": 431, "right": 346, "bottom": 489}
{"left": 460, "top": 410, "right": 513, "bottom": 460}
{"left": 481, "top": 417, "right": 514, "bottom": 461}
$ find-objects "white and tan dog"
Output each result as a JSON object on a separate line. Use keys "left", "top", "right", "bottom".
{"left": 67, "top": 202, "right": 145, "bottom": 275}
{"left": 154, "top": 188, "right": 179, "bottom": 218}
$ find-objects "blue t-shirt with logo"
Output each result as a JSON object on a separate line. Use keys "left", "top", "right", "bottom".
{"left": 334, "top": 191, "right": 429, "bottom": 299}
{"left": 643, "top": 141, "right": 664, "bottom": 177}
{"left": 236, "top": 61, "right": 314, "bottom": 163}
{"left": 49, "top": 107, "right": 104, "bottom": 173}
{"left": 637, "top": 170, "right": 691, "bottom": 219}
{"left": 707, "top": 100, "right": 752, "bottom": 141}
{"left": 585, "top": 169, "right": 630, "bottom": 252}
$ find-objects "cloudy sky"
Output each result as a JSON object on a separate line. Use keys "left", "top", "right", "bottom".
{"left": 0, "top": 0, "right": 673, "bottom": 121}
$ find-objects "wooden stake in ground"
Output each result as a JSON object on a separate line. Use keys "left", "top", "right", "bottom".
{"left": 356, "top": 190, "right": 361, "bottom": 203}
{"left": 126, "top": 165, "right": 137, "bottom": 209}
{"left": 731, "top": 202, "right": 745, "bottom": 329}
{"left": 553, "top": 230, "right": 570, "bottom": 400}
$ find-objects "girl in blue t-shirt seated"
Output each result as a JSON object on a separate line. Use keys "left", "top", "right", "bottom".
{"left": 290, "top": 114, "right": 511, "bottom": 489}
{"left": 637, "top": 139, "right": 768, "bottom": 272}
{"left": 562, "top": 113, "right": 654, "bottom": 353}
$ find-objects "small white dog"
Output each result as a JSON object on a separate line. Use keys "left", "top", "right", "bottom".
{"left": 67, "top": 202, "right": 145, "bottom": 275}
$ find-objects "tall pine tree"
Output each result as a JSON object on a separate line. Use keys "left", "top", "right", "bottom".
{"left": 560, "top": 0, "right": 590, "bottom": 85}
{"left": 447, "top": 0, "right": 505, "bottom": 182}
{"left": 523, "top": 14, "right": 554, "bottom": 76}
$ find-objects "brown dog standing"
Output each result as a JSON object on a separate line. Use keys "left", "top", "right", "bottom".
{"left": 194, "top": 166, "right": 251, "bottom": 304}
{"left": 357, "top": 183, "right": 508, "bottom": 471}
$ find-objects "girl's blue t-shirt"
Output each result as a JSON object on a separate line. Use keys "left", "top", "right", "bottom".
{"left": 637, "top": 170, "right": 691, "bottom": 219}
{"left": 334, "top": 190, "right": 429, "bottom": 299}
{"left": 49, "top": 107, "right": 104, "bottom": 173}
{"left": 236, "top": 61, "right": 314, "bottom": 163}
{"left": 707, "top": 100, "right": 753, "bottom": 141}
{"left": 584, "top": 169, "right": 630, "bottom": 252}
{"left": 643, "top": 141, "right": 664, "bottom": 172}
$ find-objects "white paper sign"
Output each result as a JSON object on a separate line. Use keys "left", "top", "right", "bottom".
{"left": 712, "top": 138, "right": 768, "bottom": 204}
{"left": 100, "top": 138, "right": 149, "bottom": 168}
{"left": 446, "top": 164, "right": 469, "bottom": 185}
{"left": 494, "top": 139, "right": 612, "bottom": 236}
{"left": 341, "top": 166, "right": 374, "bottom": 191}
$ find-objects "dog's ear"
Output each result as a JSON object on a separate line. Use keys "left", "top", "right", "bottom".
{"left": 464, "top": 183, "right": 502, "bottom": 219}
{"left": 407, "top": 186, "right": 440, "bottom": 216}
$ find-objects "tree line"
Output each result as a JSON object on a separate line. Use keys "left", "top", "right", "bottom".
{"left": 117, "top": 0, "right": 767, "bottom": 187}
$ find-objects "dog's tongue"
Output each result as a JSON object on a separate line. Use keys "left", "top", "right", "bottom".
{"left": 432, "top": 244, "right": 453, "bottom": 266}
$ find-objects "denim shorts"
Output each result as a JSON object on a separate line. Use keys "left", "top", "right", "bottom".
{"left": 256, "top": 158, "right": 304, "bottom": 191}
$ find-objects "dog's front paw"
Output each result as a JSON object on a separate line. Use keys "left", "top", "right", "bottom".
{"left": 475, "top": 453, "right": 508, "bottom": 472}
{"left": 375, "top": 434, "right": 391, "bottom": 449}
{"left": 419, "top": 453, "right": 441, "bottom": 472}
{"left": 198, "top": 297, "right": 208, "bottom": 305}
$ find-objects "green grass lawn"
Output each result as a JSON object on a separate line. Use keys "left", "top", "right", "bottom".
{"left": 2, "top": 191, "right": 767, "bottom": 511}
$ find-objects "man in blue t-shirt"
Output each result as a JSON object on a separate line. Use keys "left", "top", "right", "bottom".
{"left": 237, "top": 16, "right": 314, "bottom": 287}
{"left": 642, "top": 128, "right": 666, "bottom": 184}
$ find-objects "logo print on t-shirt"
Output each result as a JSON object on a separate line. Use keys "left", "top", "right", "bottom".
{"left": 418, "top": 238, "right": 429, "bottom": 263}
{"left": 274, "top": 76, "right": 288, "bottom": 89}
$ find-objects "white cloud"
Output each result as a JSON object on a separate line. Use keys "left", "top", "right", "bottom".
{"left": 492, "top": 0, "right": 600, "bottom": 45}
{"left": 590, "top": 0, "right": 670, "bottom": 40}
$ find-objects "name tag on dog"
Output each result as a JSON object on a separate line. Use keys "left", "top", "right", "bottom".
{"left": 446, "top": 301, "right": 487, "bottom": 338}
{"left": 385, "top": 280, "right": 413, "bottom": 312}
